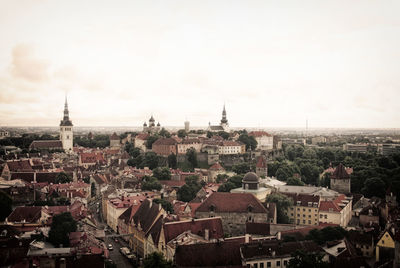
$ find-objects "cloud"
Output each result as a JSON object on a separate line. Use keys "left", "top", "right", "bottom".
{"left": 10, "top": 44, "right": 49, "bottom": 82}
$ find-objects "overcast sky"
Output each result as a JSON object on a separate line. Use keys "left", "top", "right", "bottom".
{"left": 0, "top": 0, "right": 399, "bottom": 128}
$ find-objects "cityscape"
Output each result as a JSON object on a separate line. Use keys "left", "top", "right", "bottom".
{"left": 1, "top": 1, "right": 400, "bottom": 268}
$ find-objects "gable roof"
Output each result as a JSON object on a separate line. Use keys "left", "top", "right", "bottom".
{"left": 320, "top": 194, "right": 348, "bottom": 212}
{"left": 29, "top": 140, "right": 63, "bottom": 149}
{"left": 249, "top": 131, "right": 272, "bottom": 137}
{"left": 164, "top": 217, "right": 224, "bottom": 243}
{"left": 131, "top": 199, "right": 162, "bottom": 234}
{"left": 6, "top": 206, "right": 42, "bottom": 223}
{"left": 283, "top": 193, "right": 319, "bottom": 206}
{"left": 110, "top": 133, "right": 119, "bottom": 140}
{"left": 196, "top": 192, "right": 268, "bottom": 214}
{"left": 175, "top": 236, "right": 247, "bottom": 267}
{"left": 6, "top": 160, "right": 33, "bottom": 172}
{"left": 209, "top": 162, "right": 224, "bottom": 171}
{"left": 153, "top": 138, "right": 178, "bottom": 146}
{"left": 331, "top": 163, "right": 350, "bottom": 180}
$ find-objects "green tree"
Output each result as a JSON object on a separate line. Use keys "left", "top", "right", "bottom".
{"left": 153, "top": 167, "right": 171, "bottom": 180}
{"left": 0, "top": 191, "right": 12, "bottom": 221}
{"left": 186, "top": 148, "right": 198, "bottom": 169}
{"left": 218, "top": 175, "right": 243, "bottom": 192}
{"left": 362, "top": 177, "right": 386, "bottom": 198}
{"left": 167, "top": 153, "right": 177, "bottom": 169}
{"left": 287, "top": 177, "right": 305, "bottom": 186}
{"left": 303, "top": 148, "right": 317, "bottom": 159}
{"left": 238, "top": 133, "right": 257, "bottom": 151}
{"left": 217, "top": 131, "right": 230, "bottom": 140}
{"left": 299, "top": 163, "right": 321, "bottom": 185}
{"left": 288, "top": 250, "right": 328, "bottom": 268}
{"left": 141, "top": 176, "right": 162, "bottom": 191}
{"left": 48, "top": 212, "right": 77, "bottom": 247}
{"left": 153, "top": 198, "right": 174, "bottom": 213}
{"left": 146, "top": 135, "right": 159, "bottom": 149}
{"left": 266, "top": 193, "right": 293, "bottom": 223}
{"left": 177, "top": 129, "right": 187, "bottom": 138}
{"left": 206, "top": 131, "right": 213, "bottom": 138}
{"left": 232, "top": 163, "right": 254, "bottom": 174}
{"left": 143, "top": 252, "right": 173, "bottom": 268}
{"left": 159, "top": 128, "right": 171, "bottom": 138}
{"left": 216, "top": 174, "right": 229, "bottom": 183}
{"left": 143, "top": 152, "right": 159, "bottom": 169}
{"left": 56, "top": 172, "right": 72, "bottom": 184}
{"left": 177, "top": 175, "right": 202, "bottom": 202}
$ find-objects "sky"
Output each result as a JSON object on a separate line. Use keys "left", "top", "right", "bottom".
{"left": 0, "top": 0, "right": 399, "bottom": 128}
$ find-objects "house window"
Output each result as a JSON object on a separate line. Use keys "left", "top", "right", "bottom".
{"left": 277, "top": 260, "right": 281, "bottom": 266}
{"left": 260, "top": 263, "right": 264, "bottom": 268}
{"left": 254, "top": 264, "right": 258, "bottom": 268}
{"left": 320, "top": 214, "right": 323, "bottom": 218}
{"left": 308, "top": 220, "right": 311, "bottom": 224}
{"left": 284, "top": 260, "right": 288, "bottom": 266}
{"left": 324, "top": 215, "right": 327, "bottom": 219}
{"left": 267, "top": 262, "right": 271, "bottom": 267}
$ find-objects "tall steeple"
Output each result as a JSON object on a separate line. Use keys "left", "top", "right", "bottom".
{"left": 59, "top": 95, "right": 73, "bottom": 152}
{"left": 220, "top": 104, "right": 228, "bottom": 124}
{"left": 60, "top": 96, "right": 73, "bottom": 126}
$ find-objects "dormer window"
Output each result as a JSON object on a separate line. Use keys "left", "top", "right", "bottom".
{"left": 209, "top": 205, "right": 216, "bottom": 212}
{"left": 296, "top": 201, "right": 301, "bottom": 206}
{"left": 248, "top": 205, "right": 253, "bottom": 213}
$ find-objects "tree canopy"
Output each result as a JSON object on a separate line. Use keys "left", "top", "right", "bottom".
{"left": 48, "top": 212, "right": 77, "bottom": 247}
{"left": 238, "top": 133, "right": 257, "bottom": 151}
{"left": 265, "top": 193, "right": 293, "bottom": 223}
{"left": 177, "top": 175, "right": 203, "bottom": 202}
{"left": 143, "top": 252, "right": 173, "bottom": 268}
{"left": 152, "top": 167, "right": 171, "bottom": 180}
{"left": 0, "top": 191, "right": 12, "bottom": 221}
{"left": 141, "top": 176, "right": 162, "bottom": 191}
{"left": 287, "top": 250, "right": 328, "bottom": 268}
{"left": 56, "top": 172, "right": 72, "bottom": 184}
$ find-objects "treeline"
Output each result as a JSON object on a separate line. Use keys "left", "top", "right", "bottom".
{"left": 0, "top": 134, "right": 58, "bottom": 149}
{"left": 74, "top": 135, "right": 110, "bottom": 148}
{"left": 268, "top": 144, "right": 400, "bottom": 198}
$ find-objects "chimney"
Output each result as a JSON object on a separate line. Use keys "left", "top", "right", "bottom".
{"left": 277, "top": 232, "right": 281, "bottom": 240}
{"left": 392, "top": 227, "right": 396, "bottom": 235}
{"left": 245, "top": 233, "right": 250, "bottom": 243}
{"left": 204, "top": 229, "right": 209, "bottom": 240}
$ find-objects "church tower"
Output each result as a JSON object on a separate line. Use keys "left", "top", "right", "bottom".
{"left": 220, "top": 104, "right": 229, "bottom": 132}
{"left": 60, "top": 96, "right": 73, "bottom": 152}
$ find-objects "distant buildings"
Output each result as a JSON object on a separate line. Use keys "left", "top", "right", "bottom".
{"left": 249, "top": 131, "right": 274, "bottom": 151}
{"left": 143, "top": 115, "right": 161, "bottom": 133}
{"left": 207, "top": 105, "right": 229, "bottom": 132}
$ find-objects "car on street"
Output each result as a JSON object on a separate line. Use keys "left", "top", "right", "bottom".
{"left": 108, "top": 244, "right": 113, "bottom": 250}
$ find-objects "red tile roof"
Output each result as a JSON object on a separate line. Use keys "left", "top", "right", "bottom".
{"left": 196, "top": 192, "right": 268, "bottom": 214}
{"left": 110, "top": 133, "right": 119, "bottom": 140}
{"left": 153, "top": 137, "right": 178, "bottom": 146}
{"left": 209, "top": 162, "right": 224, "bottom": 171}
{"left": 6, "top": 160, "right": 33, "bottom": 172}
{"left": 6, "top": 206, "right": 42, "bottom": 223}
{"left": 245, "top": 222, "right": 270, "bottom": 236}
{"left": 164, "top": 217, "right": 224, "bottom": 243}
{"left": 256, "top": 156, "right": 267, "bottom": 168}
{"left": 249, "top": 131, "right": 272, "bottom": 137}
{"left": 80, "top": 152, "right": 105, "bottom": 164}
{"left": 331, "top": 163, "right": 350, "bottom": 180}
{"left": 29, "top": 140, "right": 63, "bottom": 149}
{"left": 319, "top": 194, "right": 347, "bottom": 212}
{"left": 283, "top": 193, "right": 319, "bottom": 207}
{"left": 135, "top": 133, "right": 149, "bottom": 140}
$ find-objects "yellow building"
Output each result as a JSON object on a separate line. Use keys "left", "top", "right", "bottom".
{"left": 376, "top": 229, "right": 395, "bottom": 262}
{"left": 284, "top": 193, "right": 320, "bottom": 226}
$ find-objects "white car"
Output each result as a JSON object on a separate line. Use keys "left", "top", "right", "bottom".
{"left": 108, "top": 244, "right": 113, "bottom": 250}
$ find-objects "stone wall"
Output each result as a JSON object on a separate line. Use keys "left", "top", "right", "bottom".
{"left": 195, "top": 211, "right": 268, "bottom": 236}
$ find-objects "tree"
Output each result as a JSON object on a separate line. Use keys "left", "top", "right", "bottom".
{"left": 141, "top": 176, "right": 162, "bottom": 191}
{"left": 143, "top": 252, "right": 173, "bottom": 268}
{"left": 0, "top": 191, "right": 12, "bottom": 221}
{"left": 56, "top": 172, "right": 72, "bottom": 184}
{"left": 217, "top": 131, "right": 230, "bottom": 140}
{"left": 186, "top": 148, "right": 198, "bottom": 169}
{"left": 299, "top": 163, "right": 321, "bottom": 185}
{"left": 159, "top": 128, "right": 171, "bottom": 138}
{"left": 266, "top": 193, "right": 293, "bottom": 223}
{"left": 177, "top": 129, "right": 187, "bottom": 138}
{"left": 287, "top": 177, "right": 305, "bottom": 186}
{"left": 305, "top": 226, "right": 347, "bottom": 245}
{"left": 216, "top": 174, "right": 229, "bottom": 183}
{"left": 238, "top": 133, "right": 257, "bottom": 151}
{"left": 153, "top": 167, "right": 171, "bottom": 180}
{"left": 143, "top": 152, "right": 159, "bottom": 169}
{"left": 167, "top": 153, "right": 177, "bottom": 169}
{"left": 232, "top": 163, "right": 254, "bottom": 174}
{"left": 288, "top": 250, "right": 328, "bottom": 268}
{"left": 146, "top": 135, "right": 159, "bottom": 149}
{"left": 153, "top": 198, "right": 174, "bottom": 213}
{"left": 362, "top": 177, "right": 386, "bottom": 198}
{"left": 177, "top": 175, "right": 203, "bottom": 202}
{"left": 218, "top": 175, "right": 243, "bottom": 192}
{"left": 48, "top": 212, "right": 77, "bottom": 247}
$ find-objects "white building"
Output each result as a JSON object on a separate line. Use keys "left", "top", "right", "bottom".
{"left": 218, "top": 141, "right": 245, "bottom": 155}
{"left": 249, "top": 131, "right": 274, "bottom": 151}
{"left": 319, "top": 194, "right": 353, "bottom": 227}
{"left": 59, "top": 97, "right": 73, "bottom": 152}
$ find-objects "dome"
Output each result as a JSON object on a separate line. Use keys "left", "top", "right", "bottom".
{"left": 243, "top": 172, "right": 259, "bottom": 183}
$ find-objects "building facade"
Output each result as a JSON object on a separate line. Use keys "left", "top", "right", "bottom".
{"left": 59, "top": 97, "right": 73, "bottom": 152}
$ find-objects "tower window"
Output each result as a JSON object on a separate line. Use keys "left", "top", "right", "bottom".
{"left": 67, "top": 135, "right": 69, "bottom": 139}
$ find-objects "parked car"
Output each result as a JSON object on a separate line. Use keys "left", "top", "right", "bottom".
{"left": 108, "top": 244, "right": 113, "bottom": 250}
{"left": 119, "top": 247, "right": 130, "bottom": 256}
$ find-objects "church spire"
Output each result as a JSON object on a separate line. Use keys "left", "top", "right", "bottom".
{"left": 220, "top": 104, "right": 228, "bottom": 124}
{"left": 60, "top": 95, "right": 73, "bottom": 126}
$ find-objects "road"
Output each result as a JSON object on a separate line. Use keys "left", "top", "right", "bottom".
{"left": 106, "top": 236, "right": 135, "bottom": 268}
{"left": 88, "top": 198, "right": 135, "bottom": 268}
